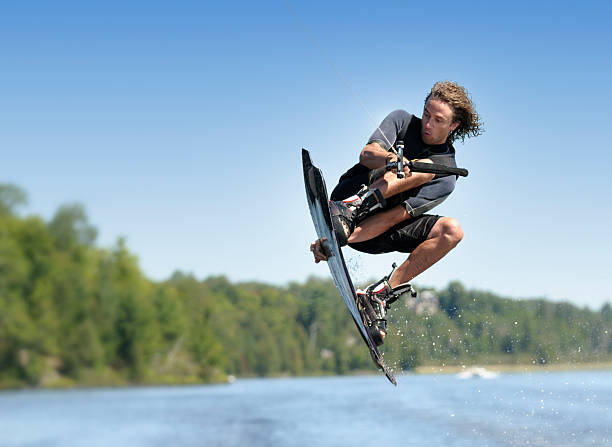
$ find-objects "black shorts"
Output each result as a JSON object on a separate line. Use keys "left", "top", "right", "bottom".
{"left": 348, "top": 214, "right": 440, "bottom": 254}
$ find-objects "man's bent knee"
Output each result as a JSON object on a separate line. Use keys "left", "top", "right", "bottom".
{"left": 430, "top": 217, "right": 464, "bottom": 246}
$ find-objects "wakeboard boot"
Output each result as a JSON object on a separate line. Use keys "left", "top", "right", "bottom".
{"left": 356, "top": 263, "right": 417, "bottom": 346}
{"left": 329, "top": 186, "right": 386, "bottom": 246}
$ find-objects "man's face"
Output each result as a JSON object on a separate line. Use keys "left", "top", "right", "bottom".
{"left": 421, "top": 98, "right": 459, "bottom": 145}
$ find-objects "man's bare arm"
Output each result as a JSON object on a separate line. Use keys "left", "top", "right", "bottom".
{"left": 359, "top": 142, "right": 395, "bottom": 169}
{"left": 371, "top": 159, "right": 436, "bottom": 199}
{"left": 360, "top": 142, "right": 434, "bottom": 189}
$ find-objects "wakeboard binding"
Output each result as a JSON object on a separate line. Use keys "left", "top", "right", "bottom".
{"left": 356, "top": 263, "right": 417, "bottom": 346}
{"left": 329, "top": 185, "right": 386, "bottom": 247}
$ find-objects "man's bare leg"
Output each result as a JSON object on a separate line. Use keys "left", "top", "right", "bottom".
{"left": 310, "top": 217, "right": 463, "bottom": 294}
{"left": 388, "top": 217, "right": 463, "bottom": 288}
{"left": 348, "top": 204, "right": 409, "bottom": 244}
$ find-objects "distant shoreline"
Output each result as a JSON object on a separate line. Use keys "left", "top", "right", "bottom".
{"left": 415, "top": 361, "right": 612, "bottom": 375}
{"left": 2, "top": 363, "right": 612, "bottom": 391}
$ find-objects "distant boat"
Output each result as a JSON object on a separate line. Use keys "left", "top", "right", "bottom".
{"left": 456, "top": 366, "right": 499, "bottom": 379}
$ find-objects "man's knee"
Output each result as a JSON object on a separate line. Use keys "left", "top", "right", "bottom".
{"left": 433, "top": 217, "right": 464, "bottom": 246}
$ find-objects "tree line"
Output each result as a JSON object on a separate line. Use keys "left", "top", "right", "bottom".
{"left": 0, "top": 184, "right": 610, "bottom": 388}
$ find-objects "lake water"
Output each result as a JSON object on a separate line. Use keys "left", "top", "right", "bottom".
{"left": 0, "top": 370, "right": 610, "bottom": 447}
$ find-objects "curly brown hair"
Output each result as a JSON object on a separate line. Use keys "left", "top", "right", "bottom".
{"left": 425, "top": 81, "right": 483, "bottom": 143}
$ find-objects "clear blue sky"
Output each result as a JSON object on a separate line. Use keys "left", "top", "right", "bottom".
{"left": 2, "top": 1, "right": 611, "bottom": 309}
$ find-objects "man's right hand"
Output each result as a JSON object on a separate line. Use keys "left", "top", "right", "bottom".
{"left": 310, "top": 237, "right": 330, "bottom": 263}
{"left": 385, "top": 155, "right": 412, "bottom": 176}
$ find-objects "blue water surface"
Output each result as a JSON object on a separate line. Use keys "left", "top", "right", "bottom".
{"left": 0, "top": 370, "right": 610, "bottom": 447}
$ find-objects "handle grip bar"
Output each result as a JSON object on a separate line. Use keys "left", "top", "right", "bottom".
{"left": 388, "top": 141, "right": 468, "bottom": 178}
{"left": 407, "top": 161, "right": 469, "bottom": 177}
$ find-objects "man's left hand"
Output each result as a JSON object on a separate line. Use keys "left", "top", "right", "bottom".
{"left": 310, "top": 238, "right": 330, "bottom": 263}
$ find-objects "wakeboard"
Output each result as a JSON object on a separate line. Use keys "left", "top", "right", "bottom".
{"left": 302, "top": 148, "right": 397, "bottom": 386}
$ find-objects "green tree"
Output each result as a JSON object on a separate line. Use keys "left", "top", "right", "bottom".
{"left": 48, "top": 204, "right": 97, "bottom": 251}
{"left": 0, "top": 184, "right": 27, "bottom": 216}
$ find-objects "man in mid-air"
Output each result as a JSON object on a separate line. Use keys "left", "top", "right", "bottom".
{"left": 310, "top": 81, "right": 483, "bottom": 344}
